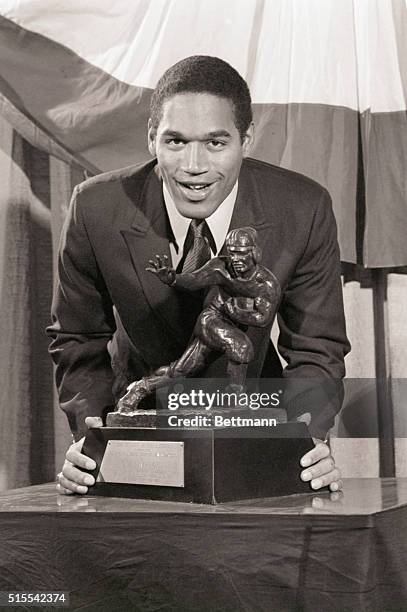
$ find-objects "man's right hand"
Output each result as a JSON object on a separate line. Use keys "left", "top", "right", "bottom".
{"left": 56, "top": 416, "right": 103, "bottom": 495}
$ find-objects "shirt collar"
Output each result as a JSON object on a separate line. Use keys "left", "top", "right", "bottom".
{"left": 163, "top": 180, "right": 238, "bottom": 255}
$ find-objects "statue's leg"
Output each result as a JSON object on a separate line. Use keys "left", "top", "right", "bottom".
{"left": 170, "top": 337, "right": 211, "bottom": 377}
{"left": 198, "top": 315, "right": 254, "bottom": 391}
{"left": 222, "top": 327, "right": 254, "bottom": 390}
{"left": 117, "top": 338, "right": 210, "bottom": 412}
{"left": 226, "top": 361, "right": 248, "bottom": 390}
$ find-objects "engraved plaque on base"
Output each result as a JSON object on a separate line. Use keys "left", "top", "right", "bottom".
{"left": 98, "top": 440, "right": 184, "bottom": 487}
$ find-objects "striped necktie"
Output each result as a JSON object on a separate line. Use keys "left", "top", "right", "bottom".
{"left": 177, "top": 219, "right": 213, "bottom": 273}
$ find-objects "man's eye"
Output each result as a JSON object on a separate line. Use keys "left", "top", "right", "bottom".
{"left": 208, "top": 140, "right": 226, "bottom": 149}
{"left": 166, "top": 139, "right": 185, "bottom": 147}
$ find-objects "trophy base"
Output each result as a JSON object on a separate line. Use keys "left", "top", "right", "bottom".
{"left": 106, "top": 409, "right": 161, "bottom": 428}
{"left": 82, "top": 422, "right": 315, "bottom": 504}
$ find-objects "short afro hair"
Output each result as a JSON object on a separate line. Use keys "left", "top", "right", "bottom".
{"left": 150, "top": 55, "right": 252, "bottom": 141}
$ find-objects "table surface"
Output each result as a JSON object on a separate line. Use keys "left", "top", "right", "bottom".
{"left": 0, "top": 477, "right": 406, "bottom": 516}
{"left": 0, "top": 479, "right": 406, "bottom": 611}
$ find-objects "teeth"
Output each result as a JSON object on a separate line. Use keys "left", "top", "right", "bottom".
{"left": 179, "top": 182, "right": 209, "bottom": 190}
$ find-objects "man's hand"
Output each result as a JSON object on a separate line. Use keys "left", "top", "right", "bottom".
{"left": 56, "top": 416, "right": 102, "bottom": 495}
{"left": 146, "top": 254, "right": 176, "bottom": 286}
{"left": 300, "top": 440, "right": 342, "bottom": 492}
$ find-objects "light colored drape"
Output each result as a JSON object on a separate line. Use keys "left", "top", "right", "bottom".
{"left": 0, "top": 0, "right": 406, "bottom": 264}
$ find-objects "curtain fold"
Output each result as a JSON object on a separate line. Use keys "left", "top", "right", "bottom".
{"left": 0, "top": 115, "right": 77, "bottom": 490}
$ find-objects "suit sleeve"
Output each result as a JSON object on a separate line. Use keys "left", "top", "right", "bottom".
{"left": 277, "top": 188, "right": 350, "bottom": 439}
{"left": 47, "top": 185, "right": 116, "bottom": 441}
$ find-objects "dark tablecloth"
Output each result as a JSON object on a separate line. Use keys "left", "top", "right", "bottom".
{"left": 0, "top": 479, "right": 406, "bottom": 611}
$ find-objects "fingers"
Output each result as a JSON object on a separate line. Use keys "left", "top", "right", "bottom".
{"left": 301, "top": 459, "right": 341, "bottom": 489}
{"left": 85, "top": 416, "right": 103, "bottom": 429}
{"left": 146, "top": 259, "right": 158, "bottom": 274}
{"left": 301, "top": 441, "right": 330, "bottom": 467}
{"left": 63, "top": 457, "right": 94, "bottom": 485}
{"left": 58, "top": 472, "right": 88, "bottom": 495}
{"left": 300, "top": 443, "right": 342, "bottom": 491}
{"left": 301, "top": 467, "right": 342, "bottom": 491}
{"left": 57, "top": 433, "right": 97, "bottom": 496}
{"left": 66, "top": 445, "right": 96, "bottom": 471}
{"left": 303, "top": 456, "right": 335, "bottom": 480}
{"left": 146, "top": 254, "right": 170, "bottom": 270}
{"left": 329, "top": 479, "right": 343, "bottom": 493}
{"left": 154, "top": 254, "right": 168, "bottom": 268}
{"left": 57, "top": 456, "right": 95, "bottom": 495}
{"left": 56, "top": 474, "right": 74, "bottom": 496}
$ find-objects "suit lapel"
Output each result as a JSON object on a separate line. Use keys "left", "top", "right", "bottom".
{"left": 224, "top": 159, "right": 273, "bottom": 254}
{"left": 120, "top": 167, "right": 193, "bottom": 349}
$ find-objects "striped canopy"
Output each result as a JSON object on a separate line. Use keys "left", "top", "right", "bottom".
{"left": 0, "top": 0, "right": 406, "bottom": 266}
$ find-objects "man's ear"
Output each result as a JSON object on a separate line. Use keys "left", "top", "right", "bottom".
{"left": 242, "top": 122, "right": 255, "bottom": 157}
{"left": 147, "top": 118, "right": 157, "bottom": 156}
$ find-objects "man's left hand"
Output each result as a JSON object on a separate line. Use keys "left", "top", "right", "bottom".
{"left": 300, "top": 440, "right": 342, "bottom": 492}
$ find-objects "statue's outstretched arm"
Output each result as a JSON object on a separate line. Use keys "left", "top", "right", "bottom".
{"left": 147, "top": 256, "right": 222, "bottom": 291}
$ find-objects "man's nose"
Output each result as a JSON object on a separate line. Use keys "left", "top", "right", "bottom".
{"left": 182, "top": 143, "right": 208, "bottom": 174}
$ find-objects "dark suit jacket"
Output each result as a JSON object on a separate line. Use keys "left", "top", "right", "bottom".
{"left": 47, "top": 158, "right": 350, "bottom": 440}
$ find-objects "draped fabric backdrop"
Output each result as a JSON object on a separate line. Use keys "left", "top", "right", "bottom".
{"left": 0, "top": 0, "right": 406, "bottom": 488}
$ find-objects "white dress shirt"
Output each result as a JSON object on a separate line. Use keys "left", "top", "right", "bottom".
{"left": 163, "top": 181, "right": 238, "bottom": 269}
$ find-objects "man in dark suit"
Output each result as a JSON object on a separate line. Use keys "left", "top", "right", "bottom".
{"left": 49, "top": 56, "right": 349, "bottom": 495}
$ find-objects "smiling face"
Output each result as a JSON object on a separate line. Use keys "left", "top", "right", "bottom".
{"left": 148, "top": 93, "right": 254, "bottom": 219}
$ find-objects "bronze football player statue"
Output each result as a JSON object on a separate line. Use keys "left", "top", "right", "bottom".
{"left": 117, "top": 227, "right": 281, "bottom": 413}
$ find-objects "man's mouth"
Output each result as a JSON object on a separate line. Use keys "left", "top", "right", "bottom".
{"left": 179, "top": 182, "right": 211, "bottom": 190}
{"left": 175, "top": 180, "right": 215, "bottom": 200}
